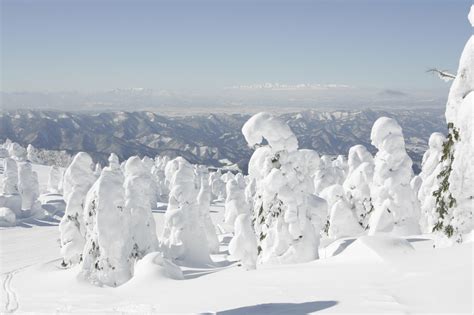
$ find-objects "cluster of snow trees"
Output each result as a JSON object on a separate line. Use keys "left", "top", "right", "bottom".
{"left": 0, "top": 141, "right": 43, "bottom": 225}
{"left": 57, "top": 152, "right": 227, "bottom": 286}
{"left": 0, "top": 140, "right": 72, "bottom": 167}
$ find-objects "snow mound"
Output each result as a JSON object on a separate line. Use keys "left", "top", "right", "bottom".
{"left": 0, "top": 207, "right": 16, "bottom": 226}
{"left": 131, "top": 252, "right": 184, "bottom": 281}
{"left": 335, "top": 235, "right": 414, "bottom": 263}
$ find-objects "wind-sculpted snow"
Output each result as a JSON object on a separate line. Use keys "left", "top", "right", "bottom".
{"left": 242, "top": 112, "right": 298, "bottom": 153}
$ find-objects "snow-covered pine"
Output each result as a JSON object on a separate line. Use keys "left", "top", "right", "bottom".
{"left": 368, "top": 117, "right": 420, "bottom": 236}
{"left": 81, "top": 166, "right": 132, "bottom": 287}
{"left": 342, "top": 145, "right": 375, "bottom": 229}
{"left": 432, "top": 8, "right": 473, "bottom": 243}
{"left": 124, "top": 156, "right": 159, "bottom": 260}
{"left": 93, "top": 163, "right": 102, "bottom": 177}
{"left": 160, "top": 157, "right": 212, "bottom": 265}
{"left": 47, "top": 165, "right": 62, "bottom": 194}
{"left": 210, "top": 170, "right": 226, "bottom": 201}
{"left": 229, "top": 213, "right": 258, "bottom": 270}
{"left": 108, "top": 153, "right": 121, "bottom": 171}
{"left": 221, "top": 171, "right": 235, "bottom": 183}
{"left": 224, "top": 178, "right": 250, "bottom": 229}
{"left": 2, "top": 158, "right": 19, "bottom": 195}
{"left": 138, "top": 157, "right": 159, "bottom": 209}
{"left": 417, "top": 133, "right": 445, "bottom": 233}
{"left": 244, "top": 176, "right": 257, "bottom": 207}
{"left": 17, "top": 162, "right": 40, "bottom": 212}
{"left": 26, "top": 144, "right": 39, "bottom": 163}
{"left": 8, "top": 142, "right": 27, "bottom": 162}
{"left": 313, "top": 155, "right": 345, "bottom": 195}
{"left": 320, "top": 184, "right": 362, "bottom": 238}
{"left": 59, "top": 152, "right": 96, "bottom": 267}
{"left": 242, "top": 112, "right": 324, "bottom": 264}
{"left": 196, "top": 174, "right": 220, "bottom": 254}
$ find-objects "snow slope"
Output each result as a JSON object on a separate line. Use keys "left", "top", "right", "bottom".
{"left": 1, "top": 199, "right": 472, "bottom": 313}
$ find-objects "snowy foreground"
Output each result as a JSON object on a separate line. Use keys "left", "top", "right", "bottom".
{"left": 0, "top": 188, "right": 472, "bottom": 313}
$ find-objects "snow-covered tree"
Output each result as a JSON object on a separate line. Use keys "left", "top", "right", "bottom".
{"left": 418, "top": 133, "right": 446, "bottom": 233}
{"left": 0, "top": 147, "right": 8, "bottom": 158}
{"left": 17, "top": 162, "right": 40, "bottom": 212}
{"left": 313, "top": 155, "right": 345, "bottom": 195}
{"left": 153, "top": 156, "right": 170, "bottom": 199}
{"left": 221, "top": 171, "right": 235, "bottom": 183}
{"left": 108, "top": 153, "right": 121, "bottom": 171}
{"left": 229, "top": 214, "right": 258, "bottom": 270}
{"left": 2, "top": 158, "right": 18, "bottom": 195}
{"left": 368, "top": 117, "right": 420, "bottom": 236}
{"left": 410, "top": 176, "right": 423, "bottom": 198}
{"left": 47, "top": 165, "right": 62, "bottom": 194}
{"left": 8, "top": 143, "right": 26, "bottom": 162}
{"left": 242, "top": 112, "right": 326, "bottom": 264}
{"left": 81, "top": 166, "right": 132, "bottom": 287}
{"left": 196, "top": 175, "right": 220, "bottom": 254}
{"left": 224, "top": 178, "right": 250, "bottom": 229}
{"left": 93, "top": 163, "right": 102, "bottom": 177}
{"left": 320, "top": 184, "right": 362, "bottom": 239}
{"left": 342, "top": 145, "right": 375, "bottom": 229}
{"left": 244, "top": 177, "right": 257, "bottom": 207}
{"left": 26, "top": 144, "right": 39, "bottom": 163}
{"left": 160, "top": 157, "right": 212, "bottom": 265}
{"left": 432, "top": 7, "right": 473, "bottom": 243}
{"left": 123, "top": 156, "right": 159, "bottom": 260}
{"left": 210, "top": 170, "right": 226, "bottom": 201}
{"left": 59, "top": 152, "right": 96, "bottom": 266}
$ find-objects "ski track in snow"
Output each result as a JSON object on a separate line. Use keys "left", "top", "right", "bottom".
{"left": 1, "top": 258, "right": 61, "bottom": 314}
{"left": 2, "top": 268, "right": 24, "bottom": 313}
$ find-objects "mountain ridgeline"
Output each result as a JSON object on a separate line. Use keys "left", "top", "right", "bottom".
{"left": 0, "top": 108, "right": 445, "bottom": 172}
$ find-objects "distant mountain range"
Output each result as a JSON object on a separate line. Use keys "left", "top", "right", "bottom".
{"left": 0, "top": 108, "right": 446, "bottom": 173}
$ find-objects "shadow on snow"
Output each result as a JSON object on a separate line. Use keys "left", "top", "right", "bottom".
{"left": 214, "top": 300, "right": 338, "bottom": 314}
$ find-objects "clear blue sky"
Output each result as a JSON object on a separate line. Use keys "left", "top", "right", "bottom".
{"left": 1, "top": 0, "right": 472, "bottom": 92}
